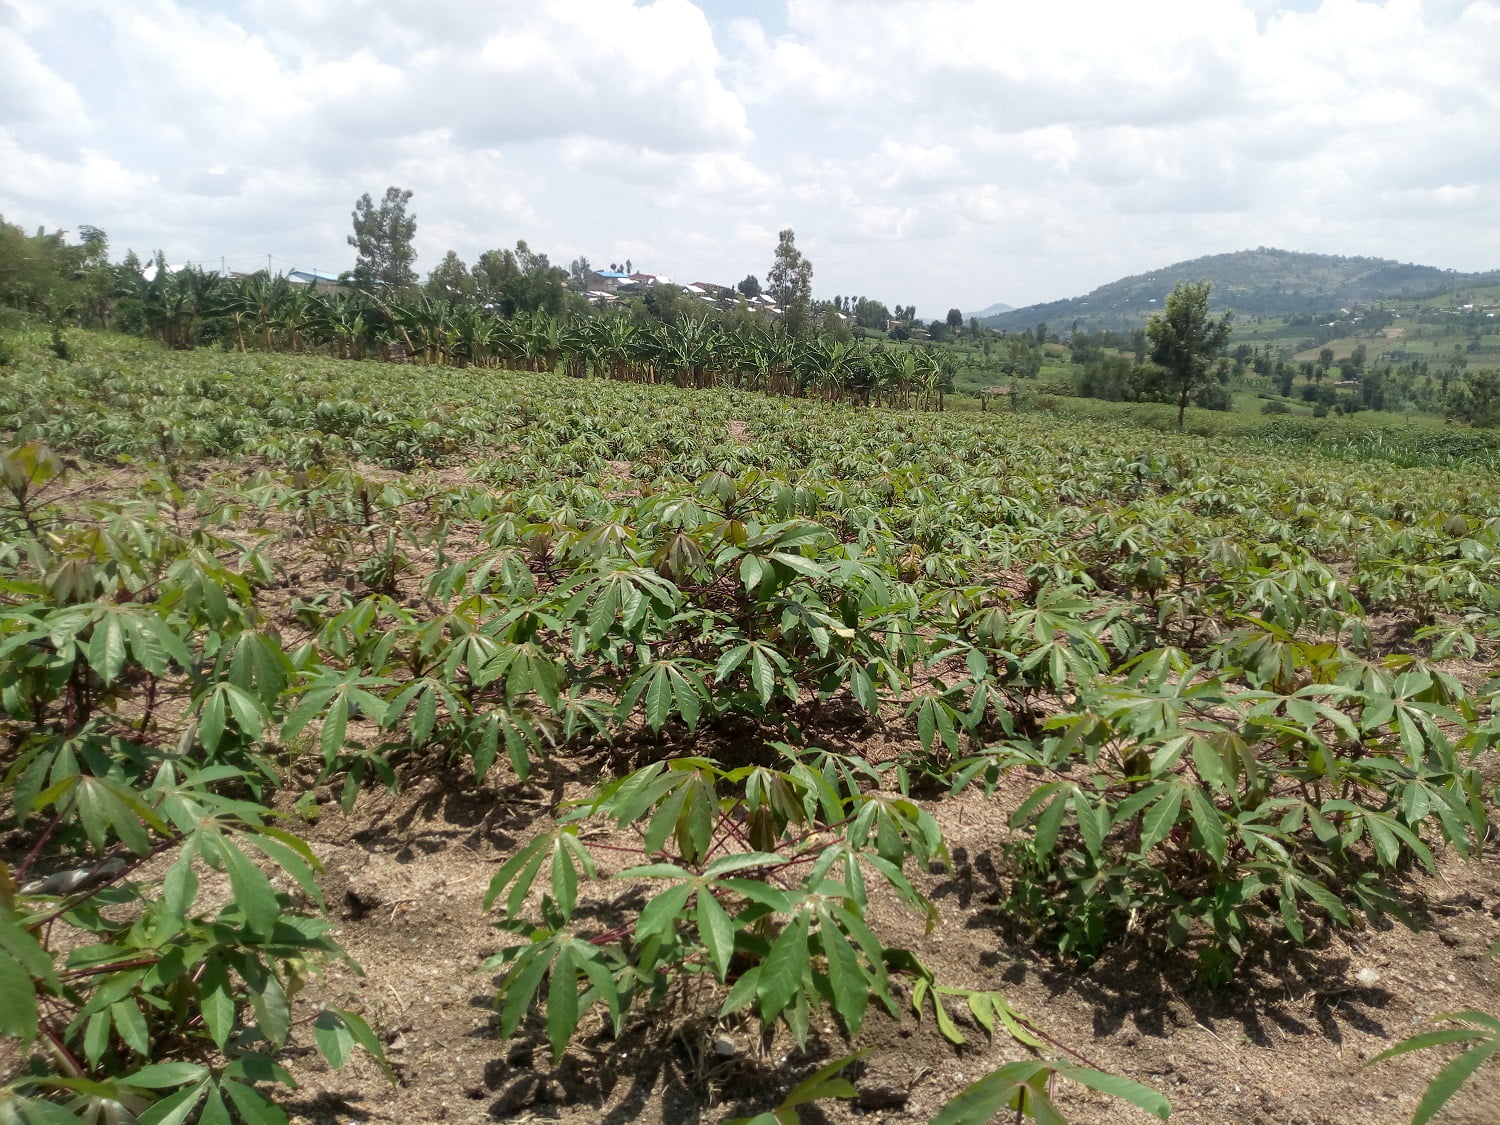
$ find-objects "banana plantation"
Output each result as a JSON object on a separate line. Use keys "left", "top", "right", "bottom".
{"left": 121, "top": 268, "right": 952, "bottom": 408}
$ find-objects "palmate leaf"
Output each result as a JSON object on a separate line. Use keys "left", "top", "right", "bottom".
{"left": 815, "top": 906, "right": 870, "bottom": 1035}
{"left": 721, "top": 1050, "right": 871, "bottom": 1125}
{"left": 697, "top": 887, "right": 735, "bottom": 981}
{"left": 484, "top": 831, "right": 552, "bottom": 918}
{"left": 619, "top": 658, "right": 709, "bottom": 733}
{"left": 757, "top": 913, "right": 810, "bottom": 1030}
{"left": 279, "top": 673, "right": 395, "bottom": 762}
{"left": 492, "top": 930, "right": 627, "bottom": 1062}
{"left": 383, "top": 675, "right": 464, "bottom": 746}
{"left": 911, "top": 975, "right": 966, "bottom": 1045}
{"left": 1185, "top": 785, "right": 1226, "bottom": 866}
{"left": 71, "top": 602, "right": 194, "bottom": 686}
{"left": 225, "top": 629, "right": 293, "bottom": 706}
{"left": 0, "top": 900, "right": 60, "bottom": 1043}
{"left": 33, "top": 772, "right": 165, "bottom": 855}
{"left": 311, "top": 1009, "right": 395, "bottom": 1082}
{"left": 1370, "top": 1011, "right": 1500, "bottom": 1125}
{"left": 1137, "top": 785, "right": 1185, "bottom": 854}
{"left": 196, "top": 680, "right": 267, "bottom": 753}
{"left": 931, "top": 1059, "right": 1170, "bottom": 1124}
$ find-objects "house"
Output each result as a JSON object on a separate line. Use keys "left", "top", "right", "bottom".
{"left": 691, "top": 282, "right": 736, "bottom": 301}
{"left": 288, "top": 269, "right": 348, "bottom": 292}
{"left": 590, "top": 269, "right": 631, "bottom": 293}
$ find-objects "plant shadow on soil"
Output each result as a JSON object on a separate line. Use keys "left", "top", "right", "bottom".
{"left": 931, "top": 838, "right": 1415, "bottom": 1051}
{"left": 273, "top": 723, "right": 1500, "bottom": 1125}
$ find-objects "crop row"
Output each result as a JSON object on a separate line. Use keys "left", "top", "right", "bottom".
{"left": 2, "top": 339, "right": 1497, "bottom": 1121}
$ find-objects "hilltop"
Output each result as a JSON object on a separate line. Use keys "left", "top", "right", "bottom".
{"left": 963, "top": 300, "right": 1015, "bottom": 319}
{"left": 982, "top": 247, "right": 1500, "bottom": 333}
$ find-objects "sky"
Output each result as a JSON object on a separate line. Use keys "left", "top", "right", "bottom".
{"left": 2, "top": 0, "right": 1498, "bottom": 315}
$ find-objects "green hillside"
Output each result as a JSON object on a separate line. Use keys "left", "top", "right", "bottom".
{"left": 984, "top": 247, "right": 1500, "bottom": 333}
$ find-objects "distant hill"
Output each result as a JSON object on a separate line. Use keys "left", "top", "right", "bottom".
{"left": 964, "top": 301, "right": 1014, "bottom": 319}
{"left": 983, "top": 248, "right": 1500, "bottom": 334}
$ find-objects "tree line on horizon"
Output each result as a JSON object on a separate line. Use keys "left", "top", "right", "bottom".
{"left": 2, "top": 190, "right": 1496, "bottom": 427}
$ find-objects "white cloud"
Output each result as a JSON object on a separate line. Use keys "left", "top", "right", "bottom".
{"left": 0, "top": 0, "right": 1497, "bottom": 312}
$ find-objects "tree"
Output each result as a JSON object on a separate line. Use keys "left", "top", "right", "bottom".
{"left": 767, "top": 228, "right": 813, "bottom": 337}
{"left": 737, "top": 274, "right": 762, "bottom": 298}
{"left": 425, "top": 250, "right": 474, "bottom": 302}
{"left": 1448, "top": 369, "right": 1500, "bottom": 428}
{"left": 946, "top": 308, "right": 963, "bottom": 334}
{"left": 469, "top": 241, "right": 570, "bottom": 317}
{"left": 347, "top": 186, "right": 417, "bottom": 293}
{"left": 853, "top": 296, "right": 891, "bottom": 331}
{"left": 1147, "top": 280, "right": 1234, "bottom": 429}
{"left": 0, "top": 217, "right": 109, "bottom": 323}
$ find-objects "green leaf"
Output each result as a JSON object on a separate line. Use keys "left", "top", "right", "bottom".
{"left": 0, "top": 905, "right": 57, "bottom": 1043}
{"left": 86, "top": 612, "right": 128, "bottom": 686}
{"left": 644, "top": 665, "right": 672, "bottom": 732}
{"left": 1053, "top": 1061, "right": 1172, "bottom": 1120}
{"left": 779, "top": 1048, "right": 871, "bottom": 1111}
{"left": 125, "top": 1063, "right": 210, "bottom": 1090}
{"left": 498, "top": 944, "right": 552, "bottom": 1038}
{"left": 313, "top": 1009, "right": 354, "bottom": 1068}
{"left": 750, "top": 646, "right": 776, "bottom": 706}
{"left": 1411, "top": 1039, "right": 1499, "bottom": 1125}
{"left": 757, "top": 914, "right": 809, "bottom": 1022}
{"left": 1138, "top": 787, "right": 1183, "bottom": 854}
{"left": 718, "top": 878, "right": 795, "bottom": 913}
{"left": 1073, "top": 791, "right": 1107, "bottom": 860}
{"left": 333, "top": 1007, "right": 396, "bottom": 1082}
{"left": 247, "top": 962, "right": 290, "bottom": 1047}
{"left": 546, "top": 944, "right": 580, "bottom": 1060}
{"left": 698, "top": 888, "right": 734, "bottom": 981}
{"left": 818, "top": 910, "right": 869, "bottom": 1036}
{"left": 198, "top": 1084, "right": 233, "bottom": 1125}
{"left": 720, "top": 964, "right": 761, "bottom": 1017}
{"left": 220, "top": 1077, "right": 291, "bottom": 1125}
{"left": 551, "top": 838, "right": 580, "bottom": 921}
{"left": 0, "top": 946, "right": 41, "bottom": 1043}
{"left": 636, "top": 883, "right": 693, "bottom": 944}
{"left": 1030, "top": 784, "right": 1068, "bottom": 854}
{"left": 218, "top": 836, "right": 281, "bottom": 938}
{"left": 483, "top": 833, "right": 550, "bottom": 916}
{"left": 1186, "top": 785, "right": 1226, "bottom": 866}
{"left": 199, "top": 686, "right": 228, "bottom": 753}
{"left": 1369, "top": 1027, "right": 1490, "bottom": 1064}
{"left": 320, "top": 692, "right": 350, "bottom": 760}
{"left": 110, "top": 998, "right": 150, "bottom": 1056}
{"left": 703, "top": 851, "right": 786, "bottom": 878}
{"left": 136, "top": 1080, "right": 210, "bottom": 1125}
{"left": 929, "top": 1061, "right": 1055, "bottom": 1125}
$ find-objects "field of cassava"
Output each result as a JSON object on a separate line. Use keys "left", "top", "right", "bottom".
{"left": 3, "top": 333, "right": 1499, "bottom": 1125}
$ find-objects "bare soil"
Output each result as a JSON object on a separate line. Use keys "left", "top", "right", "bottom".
{"left": 12, "top": 460, "right": 1500, "bottom": 1125}
{"left": 271, "top": 729, "right": 1500, "bottom": 1125}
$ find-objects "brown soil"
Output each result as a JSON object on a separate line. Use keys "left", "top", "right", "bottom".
{"left": 269, "top": 733, "right": 1500, "bottom": 1125}
{"left": 14, "top": 461, "right": 1500, "bottom": 1125}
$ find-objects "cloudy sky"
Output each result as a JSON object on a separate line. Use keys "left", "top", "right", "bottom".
{"left": 3, "top": 0, "right": 1498, "bottom": 314}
